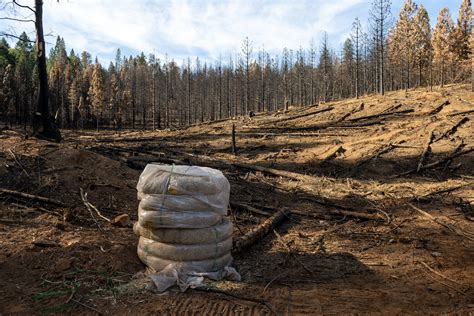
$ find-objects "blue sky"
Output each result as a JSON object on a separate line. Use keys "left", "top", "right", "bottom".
{"left": 1, "top": 0, "right": 461, "bottom": 65}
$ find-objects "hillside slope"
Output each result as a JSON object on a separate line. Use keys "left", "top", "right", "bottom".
{"left": 1, "top": 84, "right": 473, "bottom": 314}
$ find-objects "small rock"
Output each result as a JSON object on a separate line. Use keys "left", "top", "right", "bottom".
{"left": 431, "top": 251, "right": 442, "bottom": 257}
{"left": 111, "top": 214, "right": 132, "bottom": 227}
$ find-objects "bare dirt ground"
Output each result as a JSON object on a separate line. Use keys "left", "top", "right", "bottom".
{"left": 1, "top": 84, "right": 473, "bottom": 315}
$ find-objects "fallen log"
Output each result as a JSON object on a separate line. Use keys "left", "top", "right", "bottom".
{"left": 267, "top": 106, "right": 334, "bottom": 125}
{"left": 408, "top": 203, "right": 474, "bottom": 241}
{"left": 394, "top": 146, "right": 473, "bottom": 177}
{"left": 336, "top": 102, "right": 364, "bottom": 122}
{"left": 447, "top": 109, "right": 474, "bottom": 117}
{"left": 354, "top": 143, "right": 396, "bottom": 169}
{"left": 291, "top": 209, "right": 383, "bottom": 221}
{"left": 347, "top": 108, "right": 414, "bottom": 122}
{"left": 294, "top": 194, "right": 387, "bottom": 221}
{"left": 415, "top": 183, "right": 471, "bottom": 203}
{"left": 0, "top": 188, "right": 66, "bottom": 207}
{"left": 417, "top": 130, "right": 434, "bottom": 172}
{"left": 235, "top": 131, "right": 348, "bottom": 137}
{"left": 429, "top": 100, "right": 450, "bottom": 115}
{"left": 80, "top": 136, "right": 161, "bottom": 143}
{"left": 292, "top": 119, "right": 382, "bottom": 132}
{"left": 125, "top": 156, "right": 185, "bottom": 166}
{"left": 334, "top": 120, "right": 384, "bottom": 128}
{"left": 232, "top": 208, "right": 290, "bottom": 253}
{"left": 232, "top": 162, "right": 315, "bottom": 183}
{"left": 442, "top": 141, "right": 465, "bottom": 170}
{"left": 321, "top": 146, "right": 345, "bottom": 162}
{"left": 230, "top": 201, "right": 273, "bottom": 216}
{"left": 434, "top": 117, "right": 469, "bottom": 142}
{"left": 382, "top": 103, "right": 402, "bottom": 113}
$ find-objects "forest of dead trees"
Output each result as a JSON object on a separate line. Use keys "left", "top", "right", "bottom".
{"left": 0, "top": 0, "right": 473, "bottom": 131}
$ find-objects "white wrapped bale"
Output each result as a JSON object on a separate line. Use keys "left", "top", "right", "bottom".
{"left": 137, "top": 164, "right": 230, "bottom": 196}
{"left": 138, "top": 207, "right": 222, "bottom": 229}
{"left": 138, "top": 236, "right": 232, "bottom": 261}
{"left": 138, "top": 192, "right": 228, "bottom": 215}
{"left": 135, "top": 164, "right": 239, "bottom": 292}
{"left": 137, "top": 247, "right": 233, "bottom": 272}
{"left": 133, "top": 218, "right": 233, "bottom": 245}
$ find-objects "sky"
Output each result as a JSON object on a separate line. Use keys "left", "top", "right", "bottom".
{"left": 0, "top": 0, "right": 461, "bottom": 65}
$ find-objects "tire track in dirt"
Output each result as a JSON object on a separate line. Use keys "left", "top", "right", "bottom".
{"left": 171, "top": 296, "right": 263, "bottom": 315}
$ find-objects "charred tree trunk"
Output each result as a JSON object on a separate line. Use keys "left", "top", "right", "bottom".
{"left": 34, "top": 0, "right": 61, "bottom": 141}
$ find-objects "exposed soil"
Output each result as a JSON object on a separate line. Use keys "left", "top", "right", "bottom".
{"left": 1, "top": 84, "right": 473, "bottom": 314}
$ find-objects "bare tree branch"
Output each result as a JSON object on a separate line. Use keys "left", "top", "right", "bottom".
{"left": 0, "top": 32, "right": 35, "bottom": 43}
{"left": 0, "top": 16, "right": 34, "bottom": 22}
{"left": 12, "top": 0, "right": 35, "bottom": 14}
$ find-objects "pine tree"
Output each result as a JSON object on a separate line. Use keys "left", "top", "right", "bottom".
{"left": 432, "top": 8, "right": 454, "bottom": 87}
{"left": 319, "top": 33, "right": 332, "bottom": 102}
{"left": 88, "top": 61, "right": 105, "bottom": 131}
{"left": 2, "top": 64, "right": 16, "bottom": 127}
{"left": 391, "top": 0, "right": 418, "bottom": 90}
{"left": 342, "top": 38, "right": 354, "bottom": 97}
{"left": 451, "top": 0, "right": 472, "bottom": 63}
{"left": 414, "top": 5, "right": 432, "bottom": 87}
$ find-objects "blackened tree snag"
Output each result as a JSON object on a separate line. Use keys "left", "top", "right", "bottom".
{"left": 33, "top": 0, "right": 60, "bottom": 141}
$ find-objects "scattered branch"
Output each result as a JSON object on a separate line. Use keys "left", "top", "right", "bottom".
{"left": 408, "top": 203, "right": 474, "bottom": 241}
{"left": 434, "top": 117, "right": 469, "bottom": 142}
{"left": 429, "top": 100, "right": 450, "bottom": 115}
{"left": 0, "top": 188, "right": 65, "bottom": 207}
{"left": 273, "top": 229, "right": 313, "bottom": 275}
{"left": 79, "top": 188, "right": 111, "bottom": 223}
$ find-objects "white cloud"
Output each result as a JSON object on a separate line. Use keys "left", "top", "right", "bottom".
{"left": 0, "top": 0, "right": 458, "bottom": 64}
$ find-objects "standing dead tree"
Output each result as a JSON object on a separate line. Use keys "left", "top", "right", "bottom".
{"left": 370, "top": 0, "right": 392, "bottom": 95}
{"left": 1, "top": 0, "right": 61, "bottom": 141}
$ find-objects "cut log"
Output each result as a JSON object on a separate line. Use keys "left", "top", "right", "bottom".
{"left": 434, "top": 117, "right": 469, "bottom": 142}
{"left": 417, "top": 130, "right": 434, "bottom": 172}
{"left": 232, "top": 208, "right": 290, "bottom": 253}
{"left": 347, "top": 108, "right": 414, "bottom": 122}
{"left": 429, "top": 100, "right": 450, "bottom": 115}
{"left": 0, "top": 188, "right": 65, "bottom": 207}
